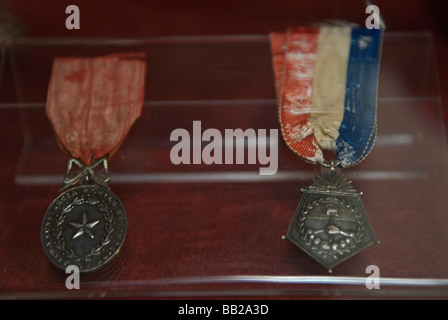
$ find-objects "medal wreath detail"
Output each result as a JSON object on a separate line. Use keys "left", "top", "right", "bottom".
{"left": 284, "top": 165, "right": 376, "bottom": 272}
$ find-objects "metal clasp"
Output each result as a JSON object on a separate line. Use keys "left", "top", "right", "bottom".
{"left": 61, "top": 157, "right": 110, "bottom": 191}
{"left": 318, "top": 160, "right": 341, "bottom": 171}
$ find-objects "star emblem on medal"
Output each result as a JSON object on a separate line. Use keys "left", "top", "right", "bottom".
{"left": 69, "top": 211, "right": 100, "bottom": 239}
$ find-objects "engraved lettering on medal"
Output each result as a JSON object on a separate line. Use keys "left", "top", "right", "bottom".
{"left": 170, "top": 120, "right": 278, "bottom": 175}
{"left": 42, "top": 186, "right": 127, "bottom": 273}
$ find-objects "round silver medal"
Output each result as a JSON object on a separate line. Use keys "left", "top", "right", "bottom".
{"left": 41, "top": 185, "right": 127, "bottom": 273}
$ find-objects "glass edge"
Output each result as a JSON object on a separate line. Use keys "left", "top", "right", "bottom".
{"left": 1, "top": 275, "right": 448, "bottom": 299}
{"left": 5, "top": 34, "right": 270, "bottom": 48}
{"left": 3, "top": 31, "right": 434, "bottom": 47}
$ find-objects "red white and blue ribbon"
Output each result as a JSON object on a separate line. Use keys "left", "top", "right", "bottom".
{"left": 271, "top": 25, "right": 382, "bottom": 168}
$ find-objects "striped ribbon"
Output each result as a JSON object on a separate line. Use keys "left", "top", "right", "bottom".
{"left": 271, "top": 25, "right": 382, "bottom": 167}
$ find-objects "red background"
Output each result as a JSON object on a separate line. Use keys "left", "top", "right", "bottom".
{"left": 1, "top": 0, "right": 448, "bottom": 299}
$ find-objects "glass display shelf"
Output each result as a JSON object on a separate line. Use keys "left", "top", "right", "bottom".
{"left": 0, "top": 33, "right": 447, "bottom": 299}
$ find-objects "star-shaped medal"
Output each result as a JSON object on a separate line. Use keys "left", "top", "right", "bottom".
{"left": 69, "top": 211, "right": 100, "bottom": 239}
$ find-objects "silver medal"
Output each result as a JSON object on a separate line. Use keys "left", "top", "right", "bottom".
{"left": 284, "top": 165, "right": 377, "bottom": 272}
{"left": 41, "top": 158, "right": 127, "bottom": 273}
